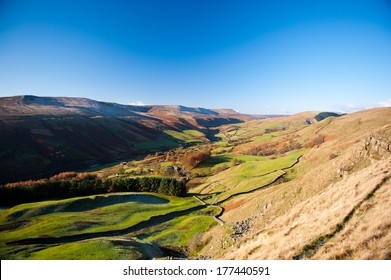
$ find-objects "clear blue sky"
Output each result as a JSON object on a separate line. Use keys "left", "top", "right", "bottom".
{"left": 1, "top": 0, "right": 391, "bottom": 114}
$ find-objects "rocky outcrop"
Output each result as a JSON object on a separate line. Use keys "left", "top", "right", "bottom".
{"left": 228, "top": 218, "right": 253, "bottom": 242}
{"left": 363, "top": 127, "right": 391, "bottom": 160}
{"left": 337, "top": 126, "right": 390, "bottom": 178}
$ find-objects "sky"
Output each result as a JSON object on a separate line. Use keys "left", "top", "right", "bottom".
{"left": 0, "top": 0, "right": 391, "bottom": 114}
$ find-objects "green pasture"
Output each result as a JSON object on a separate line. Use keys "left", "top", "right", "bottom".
{"left": 216, "top": 170, "right": 285, "bottom": 202}
{"left": 0, "top": 193, "right": 199, "bottom": 248}
{"left": 26, "top": 239, "right": 148, "bottom": 260}
{"left": 193, "top": 150, "right": 304, "bottom": 202}
{"left": 135, "top": 207, "right": 218, "bottom": 249}
{"left": 134, "top": 136, "right": 178, "bottom": 150}
{"left": 163, "top": 129, "right": 205, "bottom": 144}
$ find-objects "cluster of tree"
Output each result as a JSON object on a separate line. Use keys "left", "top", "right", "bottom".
{"left": 3, "top": 172, "right": 95, "bottom": 189}
{"left": 47, "top": 171, "right": 96, "bottom": 181}
{"left": 127, "top": 144, "right": 213, "bottom": 178}
{"left": 182, "top": 150, "right": 211, "bottom": 171}
{"left": 107, "top": 177, "right": 186, "bottom": 197}
{"left": 0, "top": 173, "right": 187, "bottom": 206}
{"left": 164, "top": 146, "right": 187, "bottom": 163}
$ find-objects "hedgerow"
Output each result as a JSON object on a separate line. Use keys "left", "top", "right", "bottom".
{"left": 0, "top": 173, "right": 187, "bottom": 206}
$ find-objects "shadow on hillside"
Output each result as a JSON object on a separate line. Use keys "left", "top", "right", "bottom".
{"left": 7, "top": 194, "right": 170, "bottom": 220}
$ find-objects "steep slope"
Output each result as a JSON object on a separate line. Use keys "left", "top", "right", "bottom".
{"left": 0, "top": 95, "right": 150, "bottom": 117}
{"left": 0, "top": 95, "right": 261, "bottom": 183}
{"left": 193, "top": 107, "right": 391, "bottom": 260}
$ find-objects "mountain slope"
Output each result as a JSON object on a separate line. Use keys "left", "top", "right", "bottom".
{"left": 192, "top": 107, "right": 391, "bottom": 259}
{"left": 0, "top": 95, "right": 263, "bottom": 183}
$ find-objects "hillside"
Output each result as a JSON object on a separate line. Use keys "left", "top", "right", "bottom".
{"left": 0, "top": 100, "right": 389, "bottom": 260}
{"left": 191, "top": 107, "right": 391, "bottom": 260}
{"left": 0, "top": 95, "right": 263, "bottom": 184}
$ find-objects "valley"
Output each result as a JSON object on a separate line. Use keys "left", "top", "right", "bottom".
{"left": 0, "top": 95, "right": 267, "bottom": 184}
{"left": 0, "top": 96, "right": 390, "bottom": 260}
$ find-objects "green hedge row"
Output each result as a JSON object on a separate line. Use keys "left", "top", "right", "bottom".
{"left": 0, "top": 176, "right": 187, "bottom": 206}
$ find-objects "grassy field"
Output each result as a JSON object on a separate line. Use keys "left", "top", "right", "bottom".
{"left": 134, "top": 129, "right": 207, "bottom": 151}
{"left": 25, "top": 239, "right": 149, "bottom": 260}
{"left": 216, "top": 171, "right": 285, "bottom": 203}
{"left": 0, "top": 192, "right": 203, "bottom": 259}
{"left": 193, "top": 150, "right": 303, "bottom": 193}
{"left": 135, "top": 207, "right": 218, "bottom": 252}
{"left": 164, "top": 129, "right": 205, "bottom": 144}
{"left": 134, "top": 135, "right": 178, "bottom": 150}
{"left": 192, "top": 153, "right": 275, "bottom": 177}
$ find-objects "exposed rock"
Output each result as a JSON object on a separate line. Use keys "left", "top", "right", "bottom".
{"left": 364, "top": 134, "right": 391, "bottom": 160}
{"left": 226, "top": 218, "right": 253, "bottom": 243}
{"left": 337, "top": 127, "right": 390, "bottom": 178}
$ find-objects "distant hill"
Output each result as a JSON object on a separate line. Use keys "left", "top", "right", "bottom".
{"left": 314, "top": 111, "right": 344, "bottom": 122}
{"left": 0, "top": 95, "right": 269, "bottom": 183}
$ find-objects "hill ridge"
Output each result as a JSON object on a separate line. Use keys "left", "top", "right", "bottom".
{"left": 0, "top": 95, "right": 272, "bottom": 183}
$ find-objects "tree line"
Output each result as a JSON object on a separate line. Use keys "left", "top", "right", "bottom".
{"left": 0, "top": 172, "right": 187, "bottom": 206}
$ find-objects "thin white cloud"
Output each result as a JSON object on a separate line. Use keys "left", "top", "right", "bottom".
{"left": 336, "top": 98, "right": 391, "bottom": 113}
{"left": 336, "top": 103, "right": 367, "bottom": 113}
{"left": 129, "top": 101, "right": 148, "bottom": 106}
{"left": 376, "top": 98, "right": 391, "bottom": 107}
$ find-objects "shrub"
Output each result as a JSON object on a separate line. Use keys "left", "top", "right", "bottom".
{"left": 49, "top": 172, "right": 78, "bottom": 181}
{"left": 305, "top": 135, "right": 325, "bottom": 148}
{"left": 329, "top": 153, "right": 338, "bottom": 160}
{"left": 231, "top": 158, "right": 244, "bottom": 166}
{"left": 182, "top": 151, "right": 211, "bottom": 171}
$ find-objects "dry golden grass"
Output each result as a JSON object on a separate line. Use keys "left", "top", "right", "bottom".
{"left": 312, "top": 177, "right": 391, "bottom": 260}
{"left": 197, "top": 107, "right": 391, "bottom": 260}
{"left": 218, "top": 159, "right": 390, "bottom": 259}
